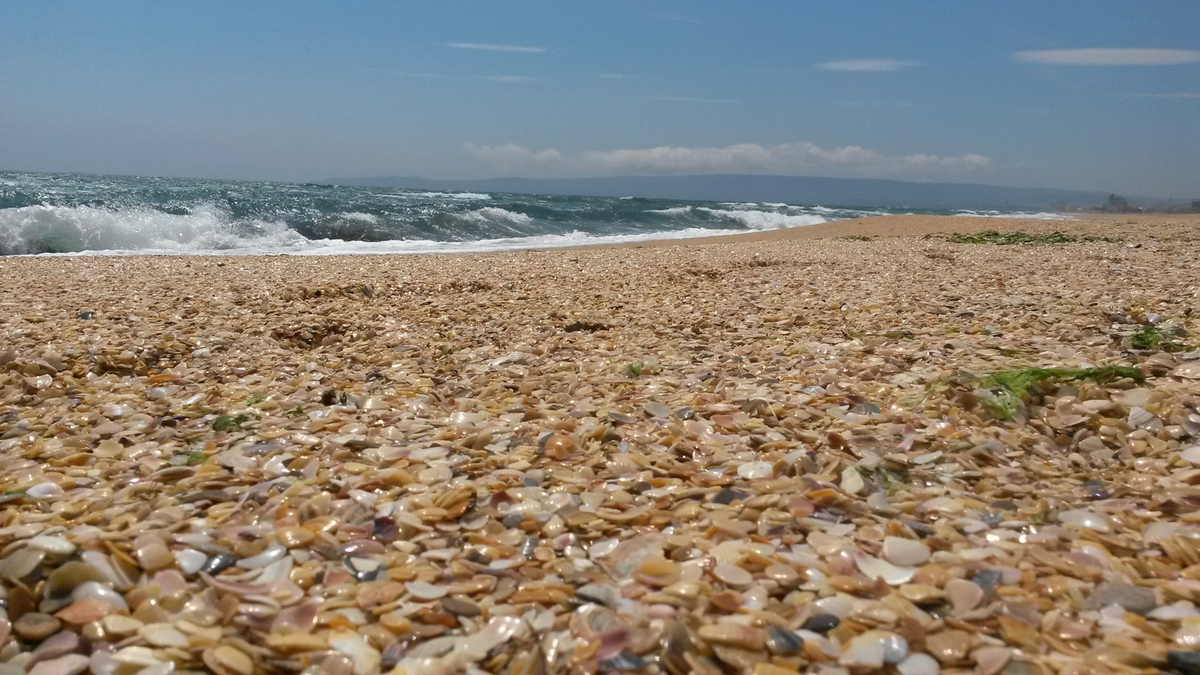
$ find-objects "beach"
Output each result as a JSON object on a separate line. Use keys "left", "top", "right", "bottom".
{"left": 2, "top": 212, "right": 1200, "bottom": 673}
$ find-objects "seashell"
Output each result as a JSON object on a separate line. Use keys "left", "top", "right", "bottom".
{"left": 839, "top": 631, "right": 885, "bottom": 669}
{"left": 55, "top": 598, "right": 118, "bottom": 625}
{"left": 71, "top": 581, "right": 129, "bottom": 609}
{"left": 1058, "top": 509, "right": 1113, "bottom": 533}
{"left": 47, "top": 561, "right": 107, "bottom": 596}
{"left": 840, "top": 466, "right": 865, "bottom": 494}
{"left": 175, "top": 549, "right": 207, "bottom": 575}
{"left": 945, "top": 578, "right": 985, "bottom": 613}
{"left": 1174, "top": 361, "right": 1200, "bottom": 379}
{"left": 27, "top": 654, "right": 90, "bottom": 675}
{"left": 328, "top": 630, "right": 381, "bottom": 675}
{"left": 972, "top": 646, "right": 1012, "bottom": 675}
{"left": 14, "top": 612, "right": 62, "bottom": 640}
{"left": 643, "top": 402, "right": 671, "bottom": 418}
{"left": 697, "top": 624, "right": 765, "bottom": 650}
{"left": 138, "top": 622, "right": 189, "bottom": 648}
{"left": 712, "top": 563, "right": 753, "bottom": 588}
{"left": 0, "top": 547, "right": 46, "bottom": 579}
{"left": 203, "top": 646, "right": 255, "bottom": 675}
{"left": 737, "top": 461, "right": 773, "bottom": 480}
{"left": 25, "top": 482, "right": 64, "bottom": 499}
{"left": 917, "top": 496, "right": 965, "bottom": 515}
{"left": 882, "top": 536, "right": 931, "bottom": 566}
{"left": 896, "top": 652, "right": 941, "bottom": 675}
{"left": 764, "top": 626, "right": 803, "bottom": 655}
{"left": 1182, "top": 446, "right": 1200, "bottom": 466}
{"left": 856, "top": 554, "right": 916, "bottom": 585}
{"left": 406, "top": 580, "right": 448, "bottom": 601}
{"left": 236, "top": 544, "right": 287, "bottom": 570}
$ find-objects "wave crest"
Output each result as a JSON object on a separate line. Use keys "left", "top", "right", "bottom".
{"left": 0, "top": 203, "right": 307, "bottom": 255}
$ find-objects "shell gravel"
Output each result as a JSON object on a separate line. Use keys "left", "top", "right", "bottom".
{"left": 0, "top": 213, "right": 1199, "bottom": 673}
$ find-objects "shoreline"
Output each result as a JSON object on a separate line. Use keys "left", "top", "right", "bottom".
{"left": 6, "top": 212, "right": 1198, "bottom": 259}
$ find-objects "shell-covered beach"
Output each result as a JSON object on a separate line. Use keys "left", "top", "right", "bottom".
{"left": 2, "top": 214, "right": 1199, "bottom": 674}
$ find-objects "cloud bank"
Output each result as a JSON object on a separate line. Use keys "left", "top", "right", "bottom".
{"left": 466, "top": 141, "right": 991, "bottom": 177}
{"left": 817, "top": 59, "right": 920, "bottom": 72}
{"left": 445, "top": 42, "right": 546, "bottom": 54}
{"left": 1014, "top": 48, "right": 1200, "bottom": 65}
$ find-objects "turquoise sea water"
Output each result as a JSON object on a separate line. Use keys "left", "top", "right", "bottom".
{"left": 0, "top": 172, "right": 1067, "bottom": 256}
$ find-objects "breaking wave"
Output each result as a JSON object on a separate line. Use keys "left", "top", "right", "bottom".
{"left": 0, "top": 171, "right": 1071, "bottom": 256}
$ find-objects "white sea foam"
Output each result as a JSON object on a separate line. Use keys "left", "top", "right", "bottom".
{"left": 697, "top": 208, "right": 825, "bottom": 230}
{"left": 341, "top": 212, "right": 381, "bottom": 223}
{"left": 0, "top": 203, "right": 305, "bottom": 255}
{"left": 954, "top": 210, "right": 1073, "bottom": 220}
{"left": 454, "top": 207, "right": 535, "bottom": 226}
{"left": 651, "top": 205, "right": 827, "bottom": 229}
{"left": 387, "top": 191, "right": 492, "bottom": 200}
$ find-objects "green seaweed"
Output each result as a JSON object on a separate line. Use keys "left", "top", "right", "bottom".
{"left": 947, "top": 230, "right": 1076, "bottom": 245}
{"left": 185, "top": 451, "right": 207, "bottom": 466}
{"left": 212, "top": 414, "right": 251, "bottom": 432}
{"left": 624, "top": 361, "right": 647, "bottom": 377}
{"left": 245, "top": 394, "right": 267, "bottom": 406}
{"left": 1130, "top": 324, "right": 1192, "bottom": 352}
{"left": 976, "top": 365, "right": 1144, "bottom": 419}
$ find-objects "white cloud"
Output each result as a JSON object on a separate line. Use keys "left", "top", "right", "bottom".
{"left": 446, "top": 42, "right": 546, "bottom": 54}
{"left": 464, "top": 143, "right": 562, "bottom": 169}
{"left": 478, "top": 75, "right": 536, "bottom": 83}
{"left": 653, "top": 95, "right": 740, "bottom": 103}
{"left": 465, "top": 141, "right": 991, "bottom": 177}
{"left": 1123, "top": 92, "right": 1200, "bottom": 99}
{"left": 1014, "top": 48, "right": 1200, "bottom": 65}
{"left": 596, "top": 73, "right": 634, "bottom": 80}
{"left": 817, "top": 59, "right": 920, "bottom": 72}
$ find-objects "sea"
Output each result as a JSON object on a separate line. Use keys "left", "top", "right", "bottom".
{"left": 0, "top": 172, "right": 1071, "bottom": 256}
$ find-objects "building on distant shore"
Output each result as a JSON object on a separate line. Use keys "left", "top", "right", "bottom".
{"left": 1099, "top": 194, "right": 1142, "bottom": 213}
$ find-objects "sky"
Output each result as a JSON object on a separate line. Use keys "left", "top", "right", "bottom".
{"left": 1, "top": 1, "right": 1198, "bottom": 197}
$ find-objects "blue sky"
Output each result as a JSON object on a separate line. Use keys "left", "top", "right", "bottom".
{"left": 1, "top": 1, "right": 1197, "bottom": 196}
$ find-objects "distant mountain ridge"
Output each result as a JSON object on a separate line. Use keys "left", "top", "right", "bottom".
{"left": 325, "top": 174, "right": 1148, "bottom": 211}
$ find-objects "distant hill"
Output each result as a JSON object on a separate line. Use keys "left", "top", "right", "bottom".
{"left": 325, "top": 174, "right": 1150, "bottom": 211}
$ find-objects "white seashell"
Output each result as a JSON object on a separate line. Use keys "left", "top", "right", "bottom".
{"left": 917, "top": 496, "right": 965, "bottom": 515}
{"left": 814, "top": 592, "right": 855, "bottom": 618}
{"left": 839, "top": 631, "right": 885, "bottom": 669}
{"left": 897, "top": 653, "right": 941, "bottom": 675}
{"left": 841, "top": 467, "right": 865, "bottom": 494}
{"left": 737, "top": 461, "right": 773, "bottom": 480}
{"left": 138, "top": 623, "right": 189, "bottom": 648}
{"left": 406, "top": 580, "right": 448, "bottom": 601}
{"left": 237, "top": 544, "right": 287, "bottom": 570}
{"left": 855, "top": 554, "right": 916, "bottom": 585}
{"left": 1182, "top": 446, "right": 1200, "bottom": 465}
{"left": 1058, "top": 509, "right": 1112, "bottom": 533}
{"left": 72, "top": 581, "right": 129, "bottom": 609}
{"left": 26, "top": 482, "right": 64, "bottom": 499}
{"left": 589, "top": 538, "right": 619, "bottom": 559}
{"left": 329, "top": 629, "right": 381, "bottom": 675}
{"left": 175, "top": 549, "right": 207, "bottom": 575}
{"left": 881, "top": 537, "right": 931, "bottom": 566}
{"left": 1176, "top": 622, "right": 1200, "bottom": 647}
{"left": 1149, "top": 602, "right": 1200, "bottom": 621}
{"left": 27, "top": 535, "right": 75, "bottom": 555}
{"left": 973, "top": 646, "right": 1012, "bottom": 675}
